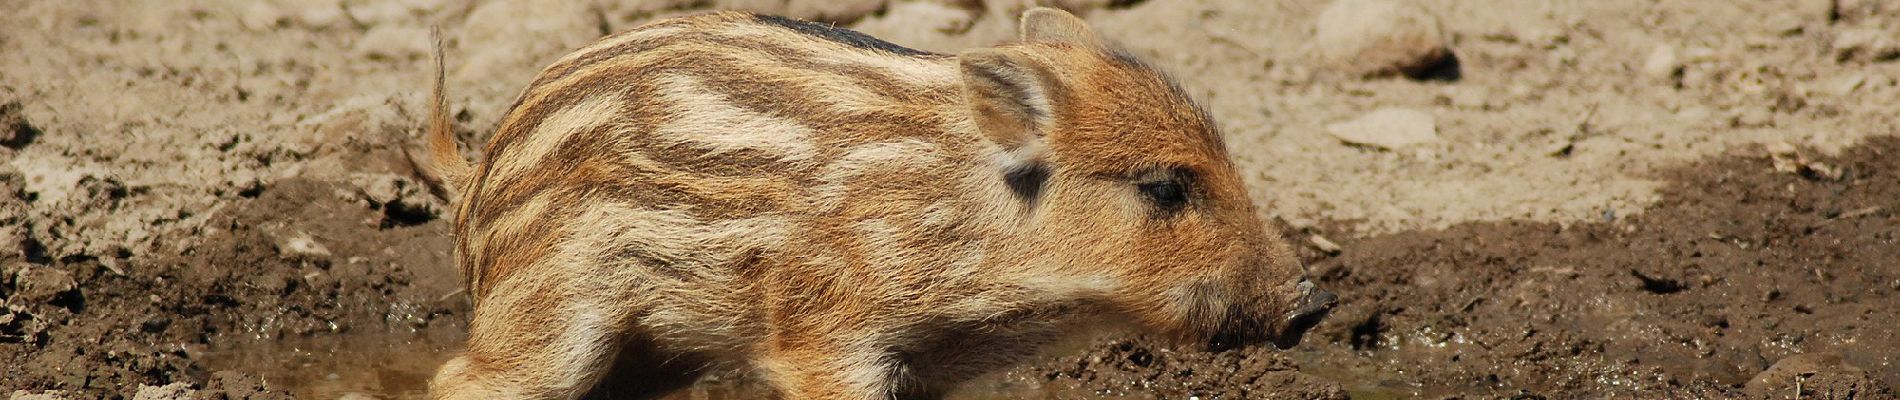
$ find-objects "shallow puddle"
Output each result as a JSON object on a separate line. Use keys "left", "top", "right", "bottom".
{"left": 196, "top": 327, "right": 465, "bottom": 400}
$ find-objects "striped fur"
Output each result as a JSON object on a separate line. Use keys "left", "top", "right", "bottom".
{"left": 424, "top": 8, "right": 1332, "bottom": 400}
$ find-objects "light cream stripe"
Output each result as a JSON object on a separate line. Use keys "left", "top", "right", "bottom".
{"left": 488, "top": 94, "right": 625, "bottom": 187}
{"left": 650, "top": 74, "right": 818, "bottom": 166}
{"left": 811, "top": 139, "right": 943, "bottom": 211}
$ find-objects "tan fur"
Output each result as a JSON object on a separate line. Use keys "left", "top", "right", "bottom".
{"left": 415, "top": 27, "right": 474, "bottom": 200}
{"left": 424, "top": 9, "right": 1333, "bottom": 400}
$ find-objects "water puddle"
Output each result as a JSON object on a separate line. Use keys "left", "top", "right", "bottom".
{"left": 196, "top": 327, "right": 464, "bottom": 399}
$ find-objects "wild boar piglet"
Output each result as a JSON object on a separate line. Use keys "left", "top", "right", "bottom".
{"left": 417, "top": 7, "right": 1337, "bottom": 399}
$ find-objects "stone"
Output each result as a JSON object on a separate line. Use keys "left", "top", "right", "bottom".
{"left": 1766, "top": 14, "right": 1805, "bottom": 36}
{"left": 1312, "top": 0, "right": 1453, "bottom": 78}
{"left": 354, "top": 25, "right": 432, "bottom": 60}
{"left": 11, "top": 267, "right": 76, "bottom": 305}
{"left": 1642, "top": 44, "right": 1681, "bottom": 81}
{"left": 8, "top": 390, "right": 74, "bottom": 400}
{"left": 1832, "top": 27, "right": 1900, "bottom": 62}
{"left": 1325, "top": 108, "right": 1439, "bottom": 149}
{"left": 239, "top": 2, "right": 285, "bottom": 30}
{"left": 275, "top": 231, "right": 333, "bottom": 261}
{"left": 131, "top": 383, "right": 197, "bottom": 400}
{"left": 1822, "top": 73, "right": 1866, "bottom": 97}
{"left": 1744, "top": 352, "right": 1882, "bottom": 398}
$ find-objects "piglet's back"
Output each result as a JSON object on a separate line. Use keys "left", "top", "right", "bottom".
{"left": 452, "top": 12, "right": 985, "bottom": 299}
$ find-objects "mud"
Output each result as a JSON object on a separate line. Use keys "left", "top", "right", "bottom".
{"left": 3, "top": 0, "right": 1899, "bottom": 398}
{"left": 1015, "top": 138, "right": 1900, "bottom": 399}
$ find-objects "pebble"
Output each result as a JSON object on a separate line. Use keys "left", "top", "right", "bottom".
{"left": 11, "top": 267, "right": 77, "bottom": 305}
{"left": 1, "top": 100, "right": 32, "bottom": 149}
{"left": 1312, "top": 0, "right": 1452, "bottom": 78}
{"left": 1642, "top": 44, "right": 1682, "bottom": 82}
{"left": 131, "top": 383, "right": 197, "bottom": 400}
{"left": 353, "top": 25, "right": 432, "bottom": 60}
{"left": 1732, "top": 108, "right": 1774, "bottom": 128}
{"left": 1822, "top": 73, "right": 1866, "bottom": 97}
{"left": 1325, "top": 108, "right": 1439, "bottom": 149}
{"left": 275, "top": 231, "right": 333, "bottom": 260}
{"left": 8, "top": 390, "right": 74, "bottom": 400}
{"left": 1765, "top": 14, "right": 1805, "bottom": 36}
{"left": 1796, "top": 0, "right": 1835, "bottom": 21}
{"left": 295, "top": 3, "right": 347, "bottom": 29}
{"left": 1744, "top": 352, "right": 1867, "bottom": 397}
{"left": 1832, "top": 27, "right": 1900, "bottom": 62}
{"left": 238, "top": 3, "right": 284, "bottom": 31}
{"left": 1680, "top": 46, "right": 1719, "bottom": 63}
{"left": 1307, "top": 234, "right": 1343, "bottom": 255}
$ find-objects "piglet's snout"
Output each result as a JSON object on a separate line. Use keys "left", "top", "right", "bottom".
{"left": 1273, "top": 280, "right": 1338, "bottom": 349}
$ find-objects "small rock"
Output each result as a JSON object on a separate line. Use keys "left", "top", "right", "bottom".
{"left": 1822, "top": 73, "right": 1867, "bottom": 96}
{"left": 1744, "top": 352, "right": 1882, "bottom": 398}
{"left": 1512, "top": 25, "right": 1568, "bottom": 49}
{"left": 1312, "top": 0, "right": 1453, "bottom": 78}
{"left": 1307, "top": 234, "right": 1342, "bottom": 255}
{"left": 1680, "top": 46, "right": 1719, "bottom": 63}
{"left": 1832, "top": 27, "right": 1900, "bottom": 62}
{"left": 1641, "top": 44, "right": 1681, "bottom": 82}
{"left": 1833, "top": 0, "right": 1883, "bottom": 21}
{"left": 11, "top": 267, "right": 77, "bottom": 305}
{"left": 276, "top": 231, "right": 333, "bottom": 261}
{"left": 354, "top": 25, "right": 432, "bottom": 60}
{"left": 1796, "top": 0, "right": 1835, "bottom": 21}
{"left": 8, "top": 390, "right": 74, "bottom": 400}
{"left": 1766, "top": 14, "right": 1805, "bottom": 36}
{"left": 202, "top": 371, "right": 288, "bottom": 400}
{"left": 1, "top": 100, "right": 37, "bottom": 149}
{"left": 132, "top": 383, "right": 198, "bottom": 400}
{"left": 1732, "top": 108, "right": 1774, "bottom": 128}
{"left": 1325, "top": 108, "right": 1439, "bottom": 149}
{"left": 239, "top": 3, "right": 285, "bottom": 30}
{"left": 1766, "top": 142, "right": 1844, "bottom": 181}
{"left": 295, "top": 3, "right": 347, "bottom": 29}
{"left": 1544, "top": 140, "right": 1575, "bottom": 157}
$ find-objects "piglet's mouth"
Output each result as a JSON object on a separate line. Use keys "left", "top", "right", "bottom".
{"left": 1272, "top": 281, "right": 1338, "bottom": 350}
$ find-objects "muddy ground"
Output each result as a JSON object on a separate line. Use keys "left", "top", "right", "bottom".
{"left": 2, "top": 0, "right": 1897, "bottom": 398}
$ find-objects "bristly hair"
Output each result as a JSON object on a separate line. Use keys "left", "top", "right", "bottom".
{"left": 1103, "top": 47, "right": 1226, "bottom": 150}
{"left": 752, "top": 13, "right": 940, "bottom": 57}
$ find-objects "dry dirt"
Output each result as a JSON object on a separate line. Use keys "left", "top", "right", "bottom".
{"left": 1, "top": 0, "right": 1896, "bottom": 398}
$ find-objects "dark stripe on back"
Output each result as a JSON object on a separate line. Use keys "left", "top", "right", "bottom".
{"left": 753, "top": 14, "right": 937, "bottom": 57}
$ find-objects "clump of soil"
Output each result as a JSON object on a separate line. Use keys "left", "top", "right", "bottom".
{"left": 1016, "top": 137, "right": 1900, "bottom": 398}
{"left": 1, "top": 178, "right": 463, "bottom": 397}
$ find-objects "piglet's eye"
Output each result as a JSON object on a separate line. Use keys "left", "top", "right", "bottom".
{"left": 1138, "top": 180, "right": 1189, "bottom": 212}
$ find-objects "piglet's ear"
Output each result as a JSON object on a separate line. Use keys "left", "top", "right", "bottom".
{"left": 959, "top": 48, "right": 1058, "bottom": 161}
{"left": 1020, "top": 7, "right": 1103, "bottom": 49}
